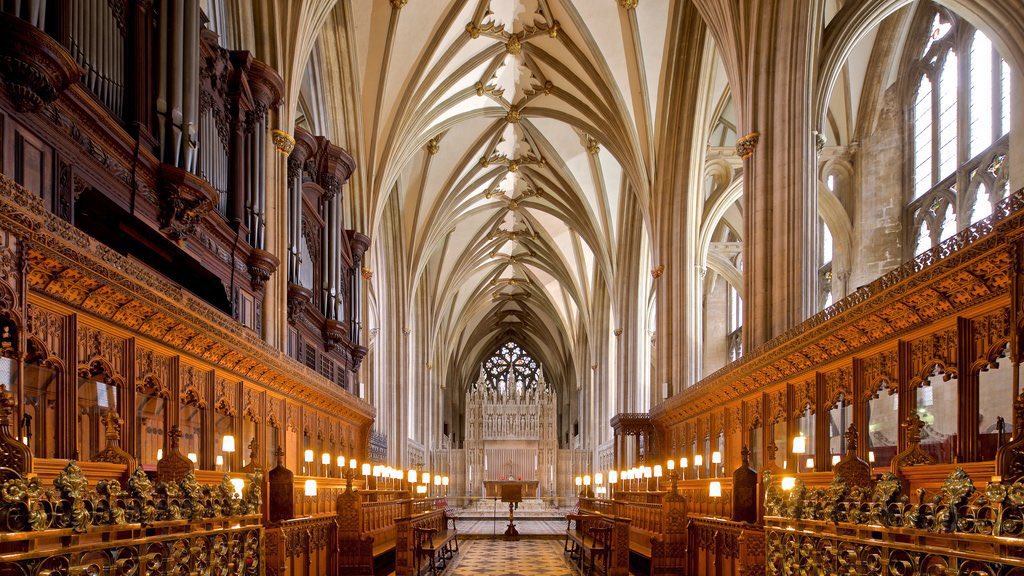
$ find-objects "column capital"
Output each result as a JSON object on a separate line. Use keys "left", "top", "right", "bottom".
{"left": 735, "top": 132, "right": 760, "bottom": 159}
{"left": 271, "top": 130, "right": 295, "bottom": 155}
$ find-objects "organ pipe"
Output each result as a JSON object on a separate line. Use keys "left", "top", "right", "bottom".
{"left": 156, "top": 0, "right": 199, "bottom": 169}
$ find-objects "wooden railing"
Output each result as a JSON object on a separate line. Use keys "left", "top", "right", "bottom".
{"left": 568, "top": 508, "right": 634, "bottom": 576}
{"left": 266, "top": 514, "right": 338, "bottom": 576}
{"left": 394, "top": 508, "right": 449, "bottom": 576}
{"left": 687, "top": 516, "right": 764, "bottom": 576}
{"left": 578, "top": 490, "right": 687, "bottom": 573}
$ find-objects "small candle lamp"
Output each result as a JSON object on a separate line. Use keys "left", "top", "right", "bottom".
{"left": 222, "top": 435, "right": 236, "bottom": 472}
{"left": 216, "top": 455, "right": 224, "bottom": 468}
{"left": 806, "top": 457, "right": 814, "bottom": 470}
{"left": 711, "top": 451, "right": 722, "bottom": 477}
{"left": 694, "top": 454, "right": 704, "bottom": 479}
{"left": 304, "top": 478, "right": 318, "bottom": 497}
{"left": 230, "top": 478, "right": 245, "bottom": 498}
{"left": 304, "top": 449, "right": 314, "bottom": 475}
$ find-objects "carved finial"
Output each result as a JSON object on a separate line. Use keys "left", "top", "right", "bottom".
{"left": 844, "top": 423, "right": 859, "bottom": 453}
{"left": 903, "top": 413, "right": 925, "bottom": 444}
{"left": 249, "top": 437, "right": 259, "bottom": 463}
{"left": 0, "top": 384, "right": 15, "bottom": 422}
{"left": 766, "top": 438, "right": 778, "bottom": 462}
{"left": 741, "top": 445, "right": 750, "bottom": 466}
{"left": 275, "top": 446, "right": 285, "bottom": 466}
{"left": 168, "top": 425, "right": 183, "bottom": 449}
{"left": 102, "top": 411, "right": 122, "bottom": 443}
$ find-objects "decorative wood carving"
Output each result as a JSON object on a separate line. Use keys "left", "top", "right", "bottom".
{"left": 891, "top": 413, "right": 937, "bottom": 472}
{"left": 861, "top": 349, "right": 899, "bottom": 400}
{"left": 91, "top": 411, "right": 137, "bottom": 469}
{"left": 822, "top": 366, "right": 853, "bottom": 409}
{"left": 0, "top": 384, "right": 31, "bottom": 474}
{"left": 909, "top": 328, "right": 959, "bottom": 385}
{"left": 214, "top": 379, "right": 237, "bottom": 416}
{"left": 833, "top": 424, "right": 872, "bottom": 489}
{"left": 0, "top": 12, "right": 83, "bottom": 112}
{"left": 156, "top": 164, "right": 218, "bottom": 243}
{"left": 156, "top": 425, "right": 193, "bottom": 483}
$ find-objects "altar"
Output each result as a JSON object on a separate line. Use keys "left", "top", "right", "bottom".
{"left": 484, "top": 480, "right": 539, "bottom": 499}
{"left": 463, "top": 363, "right": 560, "bottom": 498}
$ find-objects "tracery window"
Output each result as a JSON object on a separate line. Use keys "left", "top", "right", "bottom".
{"left": 483, "top": 341, "right": 540, "bottom": 393}
{"left": 907, "top": 8, "right": 1010, "bottom": 256}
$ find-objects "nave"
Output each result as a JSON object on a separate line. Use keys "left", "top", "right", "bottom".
{"left": 0, "top": 0, "right": 1023, "bottom": 575}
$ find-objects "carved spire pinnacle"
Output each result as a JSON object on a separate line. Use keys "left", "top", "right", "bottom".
{"left": 844, "top": 423, "right": 859, "bottom": 453}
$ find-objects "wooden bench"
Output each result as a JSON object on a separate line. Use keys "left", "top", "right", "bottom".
{"left": 579, "top": 492, "right": 688, "bottom": 574}
{"left": 336, "top": 489, "right": 414, "bottom": 574}
{"left": 563, "top": 508, "right": 631, "bottom": 576}
{"left": 413, "top": 514, "right": 459, "bottom": 575}
{"left": 395, "top": 507, "right": 459, "bottom": 575}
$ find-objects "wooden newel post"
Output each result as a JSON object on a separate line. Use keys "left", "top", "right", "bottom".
{"left": 610, "top": 516, "right": 632, "bottom": 576}
{"left": 732, "top": 446, "right": 758, "bottom": 523}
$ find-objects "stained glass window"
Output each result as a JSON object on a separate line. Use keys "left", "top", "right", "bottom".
{"left": 483, "top": 341, "right": 540, "bottom": 393}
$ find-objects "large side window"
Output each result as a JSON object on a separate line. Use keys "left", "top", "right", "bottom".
{"left": 907, "top": 8, "right": 1011, "bottom": 256}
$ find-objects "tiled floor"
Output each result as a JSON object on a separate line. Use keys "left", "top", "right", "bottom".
{"left": 441, "top": 539, "right": 576, "bottom": 576}
{"left": 456, "top": 518, "right": 566, "bottom": 537}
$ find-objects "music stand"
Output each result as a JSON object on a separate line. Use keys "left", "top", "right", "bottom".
{"left": 500, "top": 483, "right": 523, "bottom": 540}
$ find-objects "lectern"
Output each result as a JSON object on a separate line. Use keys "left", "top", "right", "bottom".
{"left": 500, "top": 483, "right": 523, "bottom": 540}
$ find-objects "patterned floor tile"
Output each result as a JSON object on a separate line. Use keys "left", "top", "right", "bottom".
{"left": 440, "top": 538, "right": 576, "bottom": 576}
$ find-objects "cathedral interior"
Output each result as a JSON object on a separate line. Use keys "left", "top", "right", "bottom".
{"left": 0, "top": 0, "right": 1022, "bottom": 574}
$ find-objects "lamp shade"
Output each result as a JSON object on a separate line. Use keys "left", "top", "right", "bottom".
{"left": 434, "top": 475, "right": 442, "bottom": 486}
{"left": 711, "top": 451, "right": 722, "bottom": 464}
{"left": 215, "top": 455, "right": 224, "bottom": 467}
{"left": 806, "top": 457, "right": 815, "bottom": 469}
{"left": 322, "top": 453, "right": 331, "bottom": 465}
{"left": 709, "top": 481, "right": 722, "bottom": 498}
{"left": 643, "top": 467, "right": 653, "bottom": 479}
{"left": 337, "top": 455, "right": 344, "bottom": 467}
{"left": 681, "top": 457, "right": 688, "bottom": 468}
{"left": 667, "top": 459, "right": 675, "bottom": 471}
{"left": 304, "top": 479, "right": 318, "bottom": 496}
{"left": 187, "top": 453, "right": 198, "bottom": 464}
{"left": 157, "top": 448, "right": 163, "bottom": 461}
{"left": 362, "top": 463, "right": 371, "bottom": 476}
{"left": 694, "top": 454, "right": 703, "bottom": 467}
{"left": 422, "top": 472, "right": 431, "bottom": 484}
{"left": 792, "top": 435, "right": 806, "bottom": 454}
{"left": 781, "top": 477, "right": 796, "bottom": 491}
{"left": 575, "top": 476, "right": 582, "bottom": 486}
{"left": 373, "top": 465, "right": 382, "bottom": 477}
{"left": 868, "top": 451, "right": 875, "bottom": 463}
{"left": 443, "top": 476, "right": 449, "bottom": 486}
{"left": 583, "top": 475, "right": 591, "bottom": 486}
{"left": 608, "top": 470, "right": 618, "bottom": 484}
{"left": 654, "top": 465, "right": 662, "bottom": 478}
{"left": 349, "top": 458, "right": 357, "bottom": 469}
{"left": 595, "top": 472, "right": 603, "bottom": 485}
{"left": 222, "top": 435, "right": 236, "bottom": 452}
{"left": 304, "top": 449, "right": 314, "bottom": 463}
{"left": 408, "top": 469, "right": 417, "bottom": 483}
{"left": 832, "top": 454, "right": 841, "bottom": 466}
